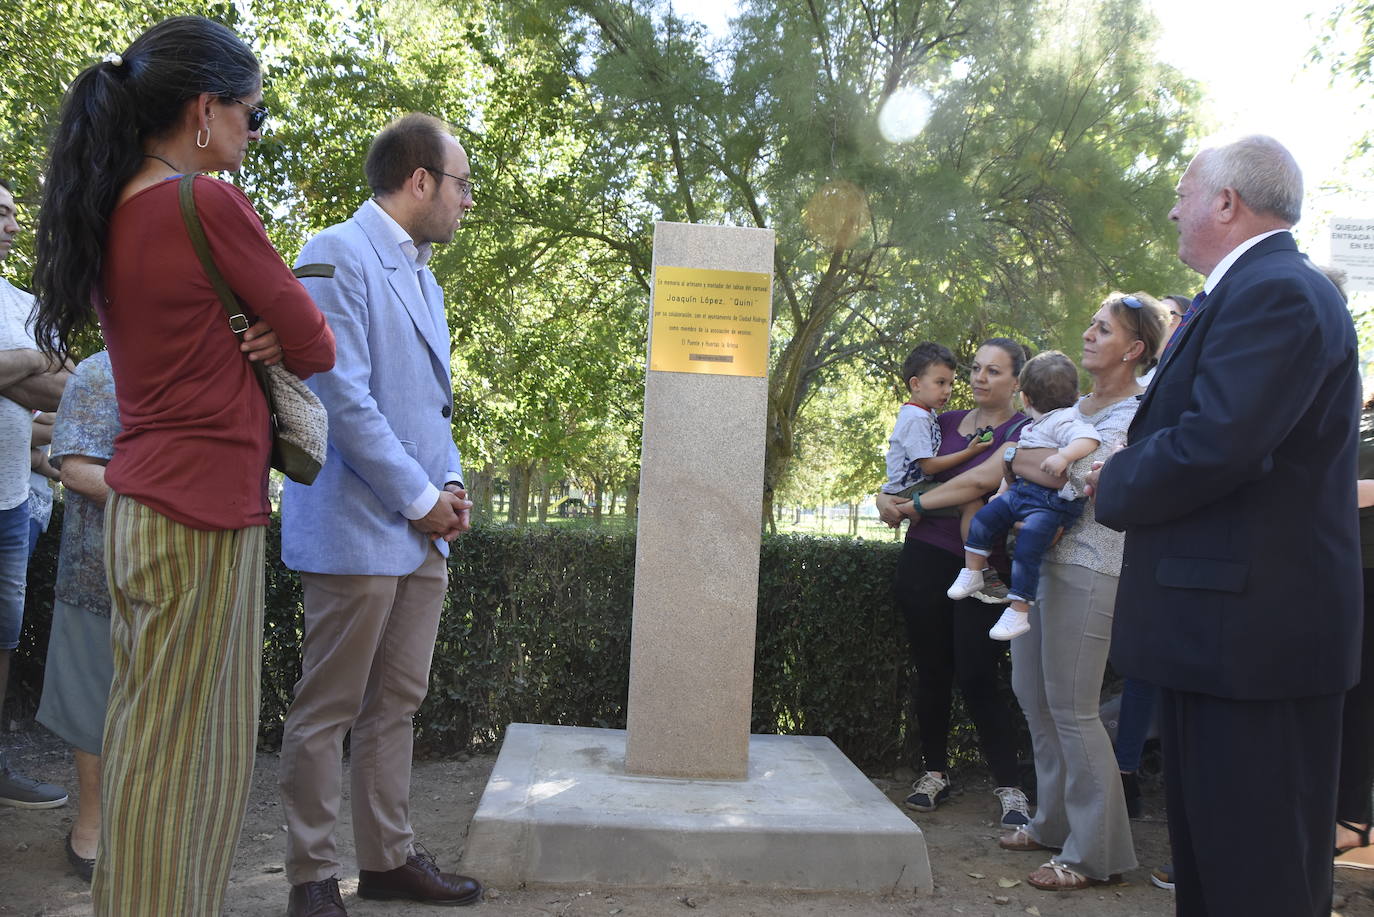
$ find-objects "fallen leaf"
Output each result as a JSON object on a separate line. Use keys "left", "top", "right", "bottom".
{"left": 994, "top": 895, "right": 1011, "bottom": 905}
{"left": 967, "top": 872, "right": 986, "bottom": 879}
{"left": 1026, "top": 907, "right": 1041, "bottom": 916}
{"left": 997, "top": 877, "right": 1021, "bottom": 888}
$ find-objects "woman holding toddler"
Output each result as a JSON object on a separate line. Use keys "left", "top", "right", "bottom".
{"left": 877, "top": 337, "right": 1034, "bottom": 829}
{"left": 891, "top": 293, "right": 1169, "bottom": 891}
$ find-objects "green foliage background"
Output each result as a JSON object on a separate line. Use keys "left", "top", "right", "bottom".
{"left": 0, "top": 0, "right": 1207, "bottom": 523}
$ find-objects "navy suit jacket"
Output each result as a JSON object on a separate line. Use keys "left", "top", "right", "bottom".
{"left": 1096, "top": 232, "right": 1362, "bottom": 699}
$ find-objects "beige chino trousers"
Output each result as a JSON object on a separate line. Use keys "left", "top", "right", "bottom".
{"left": 279, "top": 547, "right": 448, "bottom": 884}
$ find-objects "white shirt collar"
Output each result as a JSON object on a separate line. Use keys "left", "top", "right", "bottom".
{"left": 1202, "top": 228, "right": 1288, "bottom": 294}
{"left": 363, "top": 198, "right": 433, "bottom": 269}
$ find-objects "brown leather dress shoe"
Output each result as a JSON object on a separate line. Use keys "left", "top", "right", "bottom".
{"left": 287, "top": 876, "right": 348, "bottom": 916}
{"left": 357, "top": 846, "right": 482, "bottom": 906}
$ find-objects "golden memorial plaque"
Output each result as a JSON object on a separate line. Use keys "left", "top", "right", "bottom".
{"left": 649, "top": 266, "right": 772, "bottom": 377}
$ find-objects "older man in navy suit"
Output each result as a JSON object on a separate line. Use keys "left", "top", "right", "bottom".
{"left": 279, "top": 114, "right": 481, "bottom": 916}
{"left": 1094, "top": 136, "right": 1360, "bottom": 915}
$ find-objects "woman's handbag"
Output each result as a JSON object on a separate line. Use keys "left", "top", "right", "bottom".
{"left": 176, "top": 173, "right": 328, "bottom": 485}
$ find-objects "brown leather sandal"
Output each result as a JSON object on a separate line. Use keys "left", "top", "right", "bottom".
{"left": 1026, "top": 861, "right": 1120, "bottom": 890}
{"left": 999, "top": 827, "right": 1057, "bottom": 852}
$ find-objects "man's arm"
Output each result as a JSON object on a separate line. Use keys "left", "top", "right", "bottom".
{"left": 0, "top": 349, "right": 70, "bottom": 411}
{"left": 0, "top": 348, "right": 45, "bottom": 389}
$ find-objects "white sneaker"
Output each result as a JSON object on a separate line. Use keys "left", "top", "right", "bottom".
{"left": 989, "top": 607, "right": 1030, "bottom": 640}
{"left": 994, "top": 786, "right": 1031, "bottom": 827}
{"left": 947, "top": 568, "right": 985, "bottom": 600}
{"left": 905, "top": 771, "right": 952, "bottom": 811}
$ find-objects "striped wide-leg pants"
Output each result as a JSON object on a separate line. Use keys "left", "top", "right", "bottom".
{"left": 93, "top": 492, "right": 265, "bottom": 916}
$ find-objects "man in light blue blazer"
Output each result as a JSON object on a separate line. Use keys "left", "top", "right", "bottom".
{"left": 279, "top": 114, "right": 482, "bottom": 916}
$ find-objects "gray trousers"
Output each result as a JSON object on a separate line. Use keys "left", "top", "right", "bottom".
{"left": 1010, "top": 560, "right": 1136, "bottom": 879}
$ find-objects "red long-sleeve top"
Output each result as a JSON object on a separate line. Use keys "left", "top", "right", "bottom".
{"left": 99, "top": 175, "right": 335, "bottom": 530}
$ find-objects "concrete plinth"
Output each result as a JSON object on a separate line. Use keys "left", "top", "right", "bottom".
{"left": 459, "top": 723, "right": 932, "bottom": 893}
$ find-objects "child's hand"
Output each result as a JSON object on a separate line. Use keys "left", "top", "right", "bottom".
{"left": 968, "top": 435, "right": 993, "bottom": 455}
{"left": 1040, "top": 453, "right": 1069, "bottom": 477}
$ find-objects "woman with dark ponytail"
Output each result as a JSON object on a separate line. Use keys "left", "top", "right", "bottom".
{"left": 32, "top": 17, "right": 334, "bottom": 915}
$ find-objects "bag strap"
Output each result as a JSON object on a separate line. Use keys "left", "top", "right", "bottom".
{"left": 177, "top": 173, "right": 253, "bottom": 338}
{"left": 176, "top": 174, "right": 337, "bottom": 321}
{"left": 175, "top": 172, "right": 280, "bottom": 420}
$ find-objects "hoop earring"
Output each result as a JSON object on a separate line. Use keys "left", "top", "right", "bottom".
{"left": 196, "top": 127, "right": 210, "bottom": 149}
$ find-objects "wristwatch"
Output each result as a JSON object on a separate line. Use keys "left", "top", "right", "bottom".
{"left": 1002, "top": 443, "right": 1018, "bottom": 488}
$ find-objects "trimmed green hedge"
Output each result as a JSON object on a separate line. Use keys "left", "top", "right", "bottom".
{"left": 15, "top": 517, "right": 1013, "bottom": 772}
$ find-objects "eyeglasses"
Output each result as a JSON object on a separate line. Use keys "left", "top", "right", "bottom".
{"left": 227, "top": 98, "right": 269, "bottom": 132}
{"left": 1121, "top": 295, "right": 1144, "bottom": 309}
{"left": 426, "top": 168, "right": 475, "bottom": 200}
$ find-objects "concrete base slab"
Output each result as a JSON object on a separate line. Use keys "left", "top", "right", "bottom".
{"left": 459, "top": 723, "right": 931, "bottom": 893}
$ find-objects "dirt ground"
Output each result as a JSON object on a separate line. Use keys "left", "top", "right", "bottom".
{"left": 4, "top": 728, "right": 1374, "bottom": 917}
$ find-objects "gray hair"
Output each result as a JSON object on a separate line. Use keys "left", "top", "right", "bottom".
{"left": 1194, "top": 135, "right": 1303, "bottom": 225}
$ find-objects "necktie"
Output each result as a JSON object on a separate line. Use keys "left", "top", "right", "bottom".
{"left": 1163, "top": 290, "right": 1205, "bottom": 357}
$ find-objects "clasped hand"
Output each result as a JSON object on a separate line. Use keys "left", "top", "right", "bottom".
{"left": 410, "top": 486, "right": 473, "bottom": 542}
{"left": 875, "top": 492, "right": 919, "bottom": 528}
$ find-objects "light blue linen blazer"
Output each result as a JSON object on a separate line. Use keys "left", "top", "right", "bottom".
{"left": 281, "top": 201, "right": 463, "bottom": 576}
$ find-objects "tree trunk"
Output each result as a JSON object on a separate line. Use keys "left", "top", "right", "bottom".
{"left": 849, "top": 501, "right": 858, "bottom": 536}
{"left": 624, "top": 481, "right": 640, "bottom": 523}
{"left": 471, "top": 464, "right": 495, "bottom": 524}
{"left": 591, "top": 475, "right": 605, "bottom": 524}
{"left": 535, "top": 460, "right": 550, "bottom": 524}
{"left": 507, "top": 462, "right": 532, "bottom": 526}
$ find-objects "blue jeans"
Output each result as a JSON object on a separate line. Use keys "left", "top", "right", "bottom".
{"left": 966, "top": 480, "right": 1083, "bottom": 603}
{"left": 0, "top": 498, "right": 30, "bottom": 650}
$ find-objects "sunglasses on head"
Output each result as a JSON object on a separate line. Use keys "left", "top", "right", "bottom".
{"left": 227, "top": 98, "right": 268, "bottom": 132}
{"left": 1122, "top": 295, "right": 1144, "bottom": 309}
